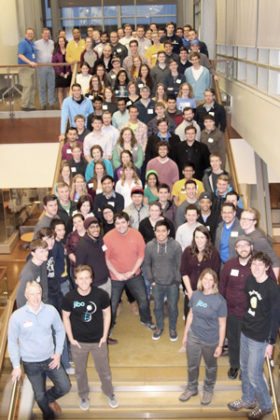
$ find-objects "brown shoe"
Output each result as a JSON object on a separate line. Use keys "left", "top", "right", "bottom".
{"left": 49, "top": 401, "right": 62, "bottom": 416}
{"left": 179, "top": 389, "right": 198, "bottom": 402}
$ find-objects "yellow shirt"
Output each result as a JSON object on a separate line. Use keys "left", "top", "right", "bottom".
{"left": 172, "top": 178, "right": 204, "bottom": 206}
{"left": 145, "top": 43, "right": 164, "bottom": 67}
{"left": 66, "top": 39, "right": 86, "bottom": 63}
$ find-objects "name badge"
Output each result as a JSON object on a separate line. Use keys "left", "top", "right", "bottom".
{"left": 230, "top": 269, "right": 239, "bottom": 277}
{"left": 206, "top": 225, "right": 210, "bottom": 230}
{"left": 102, "top": 244, "right": 108, "bottom": 252}
{"left": 231, "top": 231, "right": 238, "bottom": 238}
{"left": 88, "top": 183, "right": 93, "bottom": 188}
{"left": 32, "top": 54, "right": 36, "bottom": 59}
{"left": 138, "top": 83, "right": 144, "bottom": 88}
{"left": 23, "top": 321, "right": 33, "bottom": 328}
{"left": 209, "top": 111, "right": 215, "bottom": 116}
{"left": 108, "top": 201, "right": 115, "bottom": 206}
{"left": 126, "top": 100, "right": 132, "bottom": 106}
{"left": 117, "top": 48, "right": 122, "bottom": 53}
{"left": 115, "top": 90, "right": 119, "bottom": 95}
{"left": 208, "top": 137, "right": 214, "bottom": 143}
{"left": 176, "top": 79, "right": 182, "bottom": 84}
{"left": 66, "top": 148, "right": 72, "bottom": 154}
{"left": 111, "top": 74, "right": 116, "bottom": 79}
{"left": 89, "top": 95, "right": 93, "bottom": 100}
{"left": 167, "top": 87, "right": 173, "bottom": 91}
{"left": 102, "top": 105, "right": 108, "bottom": 110}
{"left": 147, "top": 109, "right": 154, "bottom": 114}
{"left": 71, "top": 167, "right": 77, "bottom": 172}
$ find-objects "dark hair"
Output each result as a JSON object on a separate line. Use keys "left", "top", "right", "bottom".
{"left": 251, "top": 252, "right": 272, "bottom": 268}
{"left": 90, "top": 144, "right": 103, "bottom": 157}
{"left": 72, "top": 213, "right": 85, "bottom": 222}
{"left": 183, "top": 162, "right": 195, "bottom": 170}
{"left": 157, "top": 140, "right": 170, "bottom": 152}
{"left": 114, "top": 211, "right": 130, "bottom": 223}
{"left": 183, "top": 106, "right": 193, "bottom": 113}
{"left": 71, "top": 83, "right": 82, "bottom": 90}
{"left": 66, "top": 126, "right": 78, "bottom": 135}
{"left": 158, "top": 183, "right": 170, "bottom": 193}
{"left": 115, "top": 69, "right": 129, "bottom": 89}
{"left": 156, "top": 118, "right": 168, "bottom": 127}
{"left": 185, "top": 125, "right": 197, "bottom": 134}
{"left": 185, "top": 179, "right": 197, "bottom": 188}
{"left": 77, "top": 194, "right": 93, "bottom": 212}
{"left": 50, "top": 219, "right": 66, "bottom": 231}
{"left": 129, "top": 39, "right": 138, "bottom": 47}
{"left": 155, "top": 219, "right": 170, "bottom": 231}
{"left": 221, "top": 202, "right": 236, "bottom": 212}
{"left": 138, "top": 64, "right": 153, "bottom": 90}
{"left": 43, "top": 194, "right": 57, "bottom": 206}
{"left": 190, "top": 225, "right": 213, "bottom": 260}
{"left": 101, "top": 175, "right": 114, "bottom": 183}
{"left": 37, "top": 227, "right": 53, "bottom": 239}
{"left": 226, "top": 190, "right": 240, "bottom": 201}
{"left": 185, "top": 203, "right": 199, "bottom": 215}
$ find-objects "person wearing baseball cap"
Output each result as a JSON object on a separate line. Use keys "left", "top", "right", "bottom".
{"left": 197, "top": 191, "right": 219, "bottom": 242}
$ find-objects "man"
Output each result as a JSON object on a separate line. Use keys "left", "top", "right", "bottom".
{"left": 189, "top": 40, "right": 215, "bottom": 75}
{"left": 165, "top": 60, "right": 186, "bottom": 95}
{"left": 226, "top": 191, "right": 242, "bottom": 219}
{"left": 215, "top": 202, "right": 244, "bottom": 265}
{"left": 16, "top": 240, "right": 49, "bottom": 308}
{"left": 150, "top": 51, "right": 170, "bottom": 88}
{"left": 146, "top": 141, "right": 179, "bottom": 188}
{"left": 228, "top": 252, "right": 279, "bottom": 420}
{"left": 60, "top": 84, "right": 93, "bottom": 141}
{"left": 202, "top": 153, "right": 228, "bottom": 193}
{"left": 184, "top": 52, "right": 211, "bottom": 102}
{"left": 123, "top": 40, "right": 146, "bottom": 74}
{"left": 182, "top": 25, "right": 192, "bottom": 49}
{"left": 145, "top": 119, "right": 180, "bottom": 163}
{"left": 157, "top": 183, "right": 176, "bottom": 223}
{"left": 62, "top": 265, "right": 118, "bottom": 411}
{"left": 196, "top": 89, "right": 227, "bottom": 132}
{"left": 240, "top": 208, "right": 280, "bottom": 279}
{"left": 175, "top": 107, "right": 201, "bottom": 142}
{"left": 175, "top": 204, "right": 201, "bottom": 251}
{"left": 35, "top": 28, "right": 55, "bottom": 110}
{"left": 135, "top": 86, "right": 155, "bottom": 125}
{"left": 178, "top": 46, "right": 192, "bottom": 74}
{"left": 212, "top": 174, "right": 232, "bottom": 221}
{"left": 34, "top": 194, "right": 58, "bottom": 236}
{"left": 84, "top": 116, "right": 113, "bottom": 161}
{"left": 56, "top": 182, "right": 77, "bottom": 233}
{"left": 74, "top": 114, "right": 90, "bottom": 142}
{"left": 144, "top": 220, "right": 182, "bottom": 341}
{"left": 163, "top": 41, "right": 179, "bottom": 64}
{"left": 197, "top": 192, "right": 218, "bottom": 242}
{"left": 124, "top": 187, "right": 149, "bottom": 230}
{"left": 103, "top": 212, "right": 155, "bottom": 331}
{"left": 135, "top": 25, "right": 151, "bottom": 56}
{"left": 119, "top": 24, "right": 135, "bottom": 48}
{"left": 147, "top": 102, "right": 176, "bottom": 136}
{"left": 220, "top": 236, "right": 254, "bottom": 380}
{"left": 160, "top": 22, "right": 182, "bottom": 54}
{"left": 188, "top": 29, "right": 208, "bottom": 57}
{"left": 166, "top": 95, "right": 184, "bottom": 127}
{"left": 61, "top": 127, "right": 82, "bottom": 161}
{"left": 66, "top": 27, "right": 85, "bottom": 64}
{"left": 102, "top": 111, "right": 120, "bottom": 148}
{"left": 112, "top": 98, "right": 130, "bottom": 129}
{"left": 93, "top": 175, "right": 124, "bottom": 220}
{"left": 123, "top": 105, "right": 148, "bottom": 151}
{"left": 69, "top": 144, "right": 87, "bottom": 176}
{"left": 172, "top": 163, "right": 204, "bottom": 207}
{"left": 109, "top": 31, "right": 128, "bottom": 63}
{"left": 145, "top": 31, "right": 164, "bottom": 68}
{"left": 175, "top": 180, "right": 199, "bottom": 227}
{"left": 173, "top": 125, "right": 210, "bottom": 179}
{"left": 9, "top": 281, "right": 70, "bottom": 420}
{"left": 18, "top": 27, "right": 37, "bottom": 111}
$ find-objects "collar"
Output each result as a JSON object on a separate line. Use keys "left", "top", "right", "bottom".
{"left": 157, "top": 131, "right": 171, "bottom": 141}
{"left": 26, "top": 302, "right": 43, "bottom": 314}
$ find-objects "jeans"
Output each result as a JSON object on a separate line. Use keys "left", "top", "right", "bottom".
{"left": 186, "top": 331, "right": 217, "bottom": 393}
{"left": 71, "top": 342, "right": 114, "bottom": 400}
{"left": 111, "top": 275, "right": 152, "bottom": 328}
{"left": 153, "top": 283, "right": 179, "bottom": 331}
{"left": 227, "top": 314, "right": 242, "bottom": 369}
{"left": 240, "top": 333, "right": 272, "bottom": 411}
{"left": 23, "top": 358, "right": 71, "bottom": 420}
{"left": 37, "top": 66, "right": 55, "bottom": 106}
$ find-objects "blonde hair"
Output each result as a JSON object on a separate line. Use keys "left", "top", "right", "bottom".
{"left": 70, "top": 174, "right": 87, "bottom": 200}
{"left": 120, "top": 162, "right": 141, "bottom": 186}
{"left": 197, "top": 268, "right": 219, "bottom": 294}
{"left": 178, "top": 82, "right": 194, "bottom": 98}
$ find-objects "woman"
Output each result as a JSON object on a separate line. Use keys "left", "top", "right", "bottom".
{"left": 54, "top": 161, "right": 72, "bottom": 195}
{"left": 115, "top": 163, "right": 142, "bottom": 207}
{"left": 87, "top": 160, "right": 107, "bottom": 202}
{"left": 70, "top": 174, "right": 88, "bottom": 202}
{"left": 108, "top": 57, "right": 121, "bottom": 86}
{"left": 135, "top": 64, "right": 153, "bottom": 92}
{"left": 114, "top": 150, "right": 137, "bottom": 181}
{"left": 95, "top": 63, "right": 110, "bottom": 89}
{"left": 176, "top": 82, "right": 196, "bottom": 112}
{"left": 52, "top": 36, "right": 71, "bottom": 108}
{"left": 180, "top": 225, "right": 221, "bottom": 317}
{"left": 86, "top": 75, "right": 104, "bottom": 101}
{"left": 112, "top": 127, "right": 144, "bottom": 170}
{"left": 130, "top": 56, "right": 142, "bottom": 80}
{"left": 144, "top": 170, "right": 160, "bottom": 204}
{"left": 101, "top": 205, "right": 115, "bottom": 234}
{"left": 66, "top": 213, "right": 86, "bottom": 266}
{"left": 179, "top": 268, "right": 227, "bottom": 406}
{"left": 114, "top": 69, "right": 129, "bottom": 98}
{"left": 139, "top": 201, "right": 175, "bottom": 243}
{"left": 76, "top": 62, "right": 92, "bottom": 95}
{"left": 85, "top": 144, "right": 113, "bottom": 182}
{"left": 73, "top": 195, "right": 94, "bottom": 220}
{"left": 103, "top": 86, "right": 117, "bottom": 114}
{"left": 80, "top": 37, "right": 98, "bottom": 74}
{"left": 126, "top": 81, "right": 140, "bottom": 107}
{"left": 153, "top": 83, "right": 167, "bottom": 106}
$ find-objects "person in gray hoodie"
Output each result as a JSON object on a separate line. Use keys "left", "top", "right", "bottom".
{"left": 144, "top": 219, "right": 182, "bottom": 342}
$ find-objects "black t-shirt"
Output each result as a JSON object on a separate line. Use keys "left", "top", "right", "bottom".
{"left": 62, "top": 287, "right": 110, "bottom": 343}
{"left": 242, "top": 275, "right": 279, "bottom": 343}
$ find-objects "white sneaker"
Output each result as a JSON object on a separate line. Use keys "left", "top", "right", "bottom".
{"left": 66, "top": 366, "right": 75, "bottom": 375}
{"left": 108, "top": 394, "right": 119, "bottom": 408}
{"left": 79, "top": 398, "right": 90, "bottom": 411}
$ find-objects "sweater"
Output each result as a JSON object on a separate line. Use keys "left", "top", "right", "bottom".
{"left": 139, "top": 217, "right": 175, "bottom": 243}
{"left": 184, "top": 66, "right": 211, "bottom": 101}
{"left": 146, "top": 157, "right": 179, "bottom": 188}
{"left": 17, "top": 260, "right": 48, "bottom": 308}
{"left": 60, "top": 96, "right": 93, "bottom": 134}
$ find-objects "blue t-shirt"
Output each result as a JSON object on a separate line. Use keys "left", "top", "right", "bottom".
{"left": 18, "top": 38, "right": 36, "bottom": 64}
{"left": 219, "top": 223, "right": 232, "bottom": 263}
{"left": 189, "top": 290, "right": 227, "bottom": 345}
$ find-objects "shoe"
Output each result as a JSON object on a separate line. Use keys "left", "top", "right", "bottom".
{"left": 179, "top": 389, "right": 198, "bottom": 402}
{"left": 142, "top": 321, "right": 156, "bottom": 330}
{"left": 108, "top": 394, "right": 119, "bottom": 408}
{"left": 107, "top": 337, "right": 118, "bottom": 345}
{"left": 228, "top": 367, "right": 239, "bottom": 380}
{"left": 228, "top": 399, "right": 257, "bottom": 411}
{"left": 49, "top": 401, "right": 62, "bottom": 415}
{"left": 66, "top": 366, "right": 75, "bottom": 375}
{"left": 152, "top": 329, "right": 163, "bottom": 340}
{"left": 201, "top": 390, "right": 213, "bottom": 405}
{"left": 79, "top": 398, "right": 90, "bottom": 411}
{"left": 247, "top": 407, "right": 273, "bottom": 419}
{"left": 169, "top": 330, "right": 178, "bottom": 342}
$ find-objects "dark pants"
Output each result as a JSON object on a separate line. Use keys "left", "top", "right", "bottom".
{"left": 227, "top": 313, "right": 242, "bottom": 369}
{"left": 111, "top": 275, "right": 152, "bottom": 328}
{"left": 23, "top": 358, "right": 71, "bottom": 420}
{"left": 153, "top": 283, "right": 179, "bottom": 331}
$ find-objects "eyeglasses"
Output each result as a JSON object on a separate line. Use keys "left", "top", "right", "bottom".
{"left": 240, "top": 217, "right": 255, "bottom": 222}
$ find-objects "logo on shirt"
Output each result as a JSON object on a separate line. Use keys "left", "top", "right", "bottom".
{"left": 196, "top": 299, "right": 208, "bottom": 308}
{"left": 73, "top": 300, "right": 97, "bottom": 322}
{"left": 248, "top": 289, "right": 262, "bottom": 317}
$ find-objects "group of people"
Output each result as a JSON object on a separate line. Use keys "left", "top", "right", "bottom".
{"left": 11, "top": 20, "right": 280, "bottom": 420}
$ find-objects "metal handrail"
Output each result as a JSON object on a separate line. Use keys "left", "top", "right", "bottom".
{"left": 7, "top": 379, "right": 21, "bottom": 420}
{"left": 266, "top": 355, "right": 280, "bottom": 420}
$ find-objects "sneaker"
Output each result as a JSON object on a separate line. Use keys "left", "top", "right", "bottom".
{"left": 247, "top": 407, "right": 273, "bottom": 419}
{"left": 179, "top": 389, "right": 198, "bottom": 402}
{"left": 228, "top": 399, "right": 257, "bottom": 411}
{"left": 152, "top": 329, "right": 163, "bottom": 340}
{"left": 108, "top": 395, "right": 119, "bottom": 408}
{"left": 66, "top": 366, "right": 75, "bottom": 375}
{"left": 201, "top": 390, "right": 213, "bottom": 405}
{"left": 169, "top": 330, "right": 178, "bottom": 342}
{"left": 228, "top": 367, "right": 239, "bottom": 380}
{"left": 142, "top": 321, "right": 156, "bottom": 330}
{"left": 79, "top": 398, "right": 90, "bottom": 411}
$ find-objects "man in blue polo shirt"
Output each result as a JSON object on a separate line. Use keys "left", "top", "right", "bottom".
{"left": 18, "top": 27, "right": 37, "bottom": 111}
